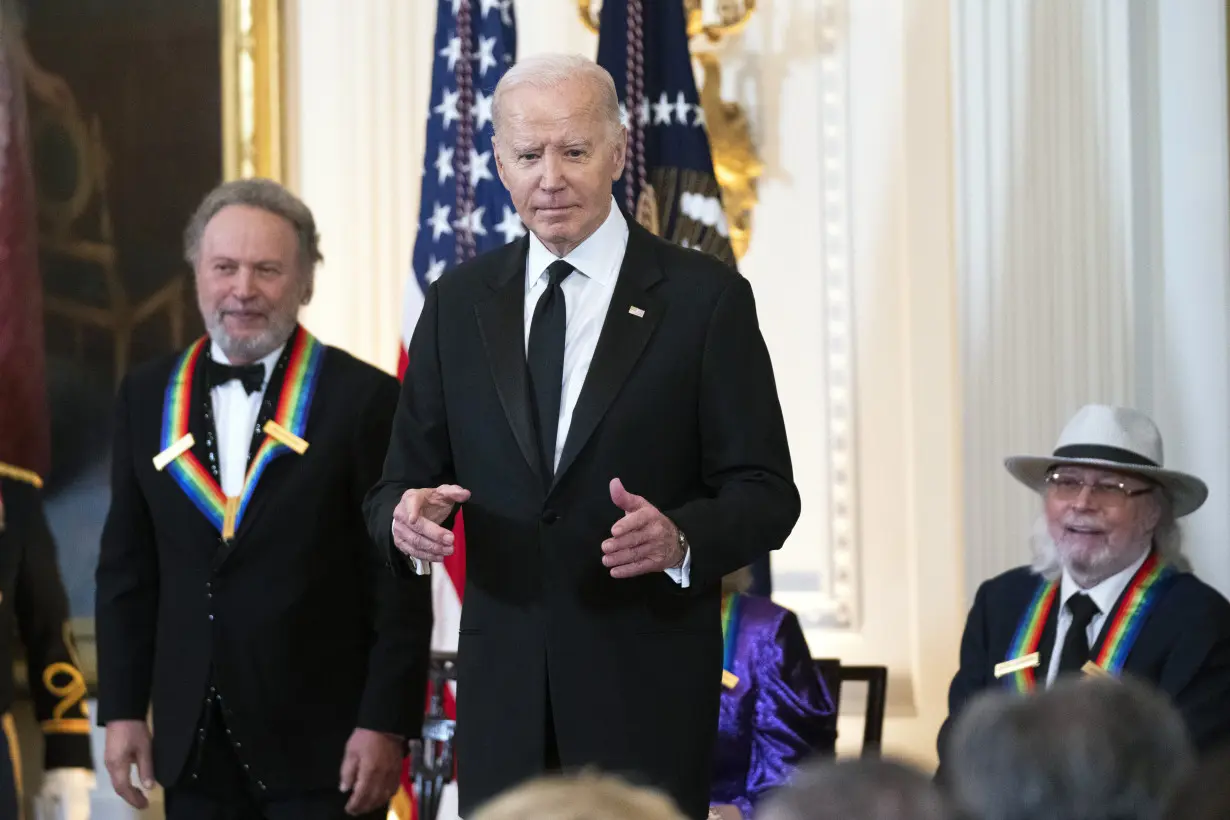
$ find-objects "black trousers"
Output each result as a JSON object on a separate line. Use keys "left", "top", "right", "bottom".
{"left": 167, "top": 703, "right": 386, "bottom": 820}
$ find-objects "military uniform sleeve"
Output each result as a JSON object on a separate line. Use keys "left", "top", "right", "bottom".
{"left": 11, "top": 484, "right": 93, "bottom": 771}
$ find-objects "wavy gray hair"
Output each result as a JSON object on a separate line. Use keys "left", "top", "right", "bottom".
{"left": 1029, "top": 491, "right": 1188, "bottom": 580}
{"left": 183, "top": 178, "right": 323, "bottom": 283}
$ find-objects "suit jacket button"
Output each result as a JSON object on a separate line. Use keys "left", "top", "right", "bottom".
{"left": 541, "top": 510, "right": 559, "bottom": 525}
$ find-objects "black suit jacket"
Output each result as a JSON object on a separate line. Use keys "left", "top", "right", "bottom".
{"left": 365, "top": 218, "right": 800, "bottom": 818}
{"left": 0, "top": 475, "right": 92, "bottom": 771}
{"left": 937, "top": 561, "right": 1230, "bottom": 774}
{"left": 96, "top": 332, "right": 432, "bottom": 794}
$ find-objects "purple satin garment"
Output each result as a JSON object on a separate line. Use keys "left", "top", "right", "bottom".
{"left": 710, "top": 594, "right": 836, "bottom": 818}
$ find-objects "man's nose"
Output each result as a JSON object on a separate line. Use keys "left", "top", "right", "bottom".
{"left": 231, "top": 267, "right": 257, "bottom": 298}
{"left": 539, "top": 154, "right": 565, "bottom": 190}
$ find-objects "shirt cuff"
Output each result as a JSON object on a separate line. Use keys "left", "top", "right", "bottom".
{"left": 664, "top": 547, "right": 691, "bottom": 588}
{"left": 391, "top": 520, "right": 432, "bottom": 575}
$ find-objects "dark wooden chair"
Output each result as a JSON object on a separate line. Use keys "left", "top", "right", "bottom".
{"left": 814, "top": 659, "right": 889, "bottom": 756}
{"left": 413, "top": 651, "right": 458, "bottom": 820}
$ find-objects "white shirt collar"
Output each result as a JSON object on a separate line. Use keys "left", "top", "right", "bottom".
{"left": 1059, "top": 547, "right": 1152, "bottom": 617}
{"left": 525, "top": 196, "right": 627, "bottom": 290}
{"left": 209, "top": 340, "right": 286, "bottom": 385}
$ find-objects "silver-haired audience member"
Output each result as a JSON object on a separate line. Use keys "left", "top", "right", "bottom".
{"left": 949, "top": 677, "right": 1193, "bottom": 820}
{"left": 757, "top": 759, "right": 953, "bottom": 820}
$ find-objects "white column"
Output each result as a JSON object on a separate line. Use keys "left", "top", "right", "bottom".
{"left": 1150, "top": 0, "right": 1230, "bottom": 593}
{"left": 286, "top": 0, "right": 433, "bottom": 373}
{"left": 953, "top": 0, "right": 1140, "bottom": 600}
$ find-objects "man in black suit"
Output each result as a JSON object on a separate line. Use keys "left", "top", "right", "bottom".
{"left": 938, "top": 404, "right": 1230, "bottom": 775}
{"left": 364, "top": 54, "right": 800, "bottom": 819}
{"left": 0, "top": 467, "right": 94, "bottom": 818}
{"left": 96, "top": 179, "right": 433, "bottom": 819}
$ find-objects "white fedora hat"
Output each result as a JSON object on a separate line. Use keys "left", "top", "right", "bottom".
{"left": 1004, "top": 404, "right": 1208, "bottom": 518}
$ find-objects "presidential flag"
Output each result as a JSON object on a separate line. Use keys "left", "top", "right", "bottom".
{"left": 392, "top": 1, "right": 518, "bottom": 818}
{"left": 597, "top": 0, "right": 771, "bottom": 594}
{"left": 596, "top": 0, "right": 735, "bottom": 266}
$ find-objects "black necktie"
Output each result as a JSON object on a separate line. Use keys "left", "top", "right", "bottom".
{"left": 526, "top": 260, "right": 574, "bottom": 484}
{"left": 207, "top": 359, "right": 265, "bottom": 395}
{"left": 1056, "top": 593, "right": 1100, "bottom": 677}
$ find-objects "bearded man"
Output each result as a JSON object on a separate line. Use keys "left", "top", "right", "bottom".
{"left": 95, "top": 179, "right": 432, "bottom": 820}
{"left": 938, "top": 404, "right": 1230, "bottom": 774}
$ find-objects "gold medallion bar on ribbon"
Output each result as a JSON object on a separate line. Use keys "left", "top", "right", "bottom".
{"left": 153, "top": 434, "right": 195, "bottom": 471}
{"left": 994, "top": 652, "right": 1040, "bottom": 679}
{"left": 1081, "top": 661, "right": 1111, "bottom": 678}
{"left": 263, "top": 420, "right": 309, "bottom": 454}
{"left": 222, "top": 496, "right": 240, "bottom": 540}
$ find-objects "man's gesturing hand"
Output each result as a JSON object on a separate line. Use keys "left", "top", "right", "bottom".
{"left": 601, "top": 478, "right": 685, "bottom": 578}
{"left": 392, "top": 485, "right": 471, "bottom": 563}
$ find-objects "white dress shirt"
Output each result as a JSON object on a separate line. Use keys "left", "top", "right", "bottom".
{"left": 209, "top": 342, "right": 284, "bottom": 496}
{"left": 1045, "top": 548, "right": 1151, "bottom": 686}
{"left": 408, "top": 198, "right": 690, "bottom": 585}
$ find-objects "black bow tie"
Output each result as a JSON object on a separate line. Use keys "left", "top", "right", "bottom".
{"left": 208, "top": 359, "right": 265, "bottom": 395}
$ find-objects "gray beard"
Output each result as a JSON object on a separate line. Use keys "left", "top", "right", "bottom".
{"left": 205, "top": 314, "right": 297, "bottom": 364}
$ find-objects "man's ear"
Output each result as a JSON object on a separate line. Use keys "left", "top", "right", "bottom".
{"left": 611, "top": 126, "right": 628, "bottom": 180}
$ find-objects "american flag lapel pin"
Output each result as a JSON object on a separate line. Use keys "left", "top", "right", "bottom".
{"left": 628, "top": 306, "right": 645, "bottom": 318}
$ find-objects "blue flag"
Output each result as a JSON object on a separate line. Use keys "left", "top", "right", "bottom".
{"left": 404, "top": 0, "right": 521, "bottom": 366}
{"left": 596, "top": 0, "right": 736, "bottom": 267}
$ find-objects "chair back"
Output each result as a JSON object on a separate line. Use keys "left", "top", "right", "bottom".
{"left": 814, "top": 659, "right": 888, "bottom": 757}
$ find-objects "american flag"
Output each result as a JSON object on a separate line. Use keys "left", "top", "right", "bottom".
{"left": 393, "top": 2, "right": 517, "bottom": 819}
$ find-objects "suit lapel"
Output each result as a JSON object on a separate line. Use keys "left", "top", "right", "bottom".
{"left": 192, "top": 350, "right": 224, "bottom": 491}
{"left": 552, "top": 224, "right": 663, "bottom": 488}
{"left": 1037, "top": 594, "right": 1061, "bottom": 681}
{"left": 474, "top": 238, "right": 543, "bottom": 483}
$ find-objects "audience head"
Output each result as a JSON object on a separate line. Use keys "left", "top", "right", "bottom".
{"left": 758, "top": 758, "right": 953, "bottom": 820}
{"left": 469, "top": 770, "right": 688, "bottom": 820}
{"left": 1164, "top": 747, "right": 1230, "bottom": 820}
{"left": 948, "top": 676, "right": 1193, "bottom": 820}
{"left": 1003, "top": 405, "right": 1205, "bottom": 587}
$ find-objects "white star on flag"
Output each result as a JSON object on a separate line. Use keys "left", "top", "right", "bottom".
{"left": 619, "top": 103, "right": 629, "bottom": 128}
{"left": 427, "top": 203, "right": 453, "bottom": 240}
{"left": 450, "top": 0, "right": 463, "bottom": 15}
{"left": 653, "top": 92, "right": 673, "bottom": 125}
{"left": 479, "top": 0, "right": 502, "bottom": 18}
{"left": 468, "top": 148, "right": 493, "bottom": 188}
{"left": 674, "top": 92, "right": 690, "bottom": 126}
{"left": 495, "top": 205, "right": 526, "bottom": 244}
{"left": 639, "top": 97, "right": 650, "bottom": 125}
{"left": 453, "top": 205, "right": 488, "bottom": 237}
{"left": 435, "top": 88, "right": 462, "bottom": 128}
{"left": 424, "top": 256, "right": 448, "bottom": 285}
{"left": 692, "top": 103, "right": 706, "bottom": 128}
{"left": 474, "top": 90, "right": 494, "bottom": 131}
{"left": 475, "top": 35, "right": 498, "bottom": 77}
{"left": 439, "top": 36, "right": 462, "bottom": 71}
{"left": 434, "top": 145, "right": 455, "bottom": 185}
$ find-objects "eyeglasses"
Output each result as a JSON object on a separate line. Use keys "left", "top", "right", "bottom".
{"left": 1043, "top": 472, "right": 1155, "bottom": 506}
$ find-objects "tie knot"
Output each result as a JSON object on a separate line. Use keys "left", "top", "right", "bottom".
{"left": 546, "top": 259, "right": 574, "bottom": 287}
{"left": 1066, "top": 593, "right": 1100, "bottom": 626}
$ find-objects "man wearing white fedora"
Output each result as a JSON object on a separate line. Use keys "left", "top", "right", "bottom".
{"left": 937, "top": 404, "right": 1230, "bottom": 770}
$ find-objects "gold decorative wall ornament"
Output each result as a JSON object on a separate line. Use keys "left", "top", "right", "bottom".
{"left": 578, "top": 0, "right": 761, "bottom": 258}
{"left": 221, "top": 0, "right": 283, "bottom": 181}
